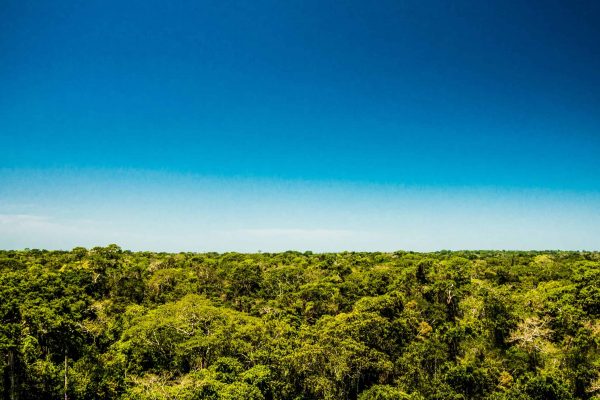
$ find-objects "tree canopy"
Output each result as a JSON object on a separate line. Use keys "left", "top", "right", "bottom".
{"left": 0, "top": 248, "right": 599, "bottom": 399}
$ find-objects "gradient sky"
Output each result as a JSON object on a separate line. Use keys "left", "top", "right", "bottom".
{"left": 1, "top": 0, "right": 599, "bottom": 251}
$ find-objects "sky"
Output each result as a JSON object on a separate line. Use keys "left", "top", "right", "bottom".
{"left": 1, "top": 0, "right": 599, "bottom": 251}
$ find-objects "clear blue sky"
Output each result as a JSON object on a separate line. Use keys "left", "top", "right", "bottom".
{"left": 1, "top": 0, "right": 599, "bottom": 251}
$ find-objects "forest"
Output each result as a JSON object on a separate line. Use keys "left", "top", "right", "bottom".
{"left": 0, "top": 247, "right": 599, "bottom": 399}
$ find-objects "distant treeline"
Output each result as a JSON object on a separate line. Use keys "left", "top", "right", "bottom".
{"left": 0, "top": 247, "right": 599, "bottom": 399}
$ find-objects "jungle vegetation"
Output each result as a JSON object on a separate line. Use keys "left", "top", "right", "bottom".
{"left": 0, "top": 247, "right": 599, "bottom": 399}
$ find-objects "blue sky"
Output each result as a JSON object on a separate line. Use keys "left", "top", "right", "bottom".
{"left": 1, "top": 0, "right": 599, "bottom": 251}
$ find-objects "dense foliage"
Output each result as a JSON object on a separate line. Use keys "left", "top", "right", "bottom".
{"left": 0, "top": 247, "right": 599, "bottom": 399}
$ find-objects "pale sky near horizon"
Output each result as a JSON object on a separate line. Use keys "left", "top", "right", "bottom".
{"left": 1, "top": 0, "right": 599, "bottom": 251}
{"left": 1, "top": 169, "right": 598, "bottom": 252}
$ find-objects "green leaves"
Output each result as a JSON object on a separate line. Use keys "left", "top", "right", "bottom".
{"left": 0, "top": 248, "right": 599, "bottom": 399}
